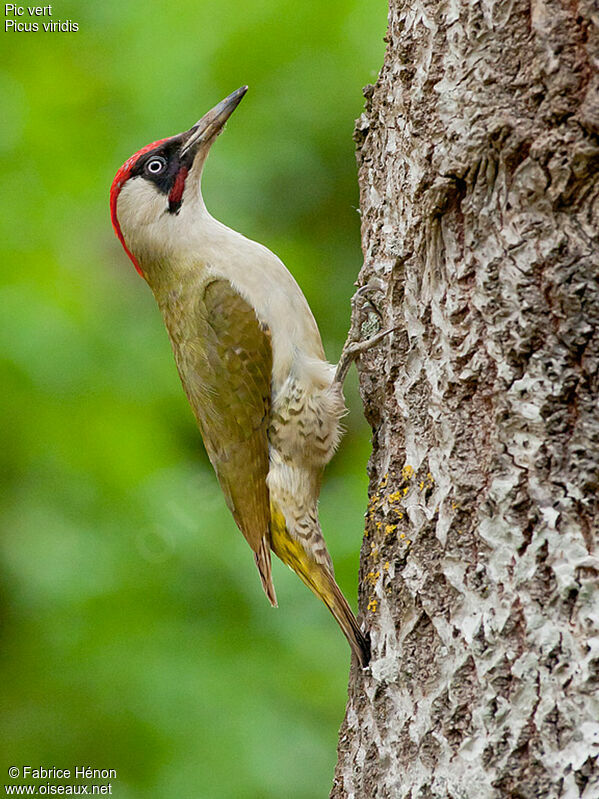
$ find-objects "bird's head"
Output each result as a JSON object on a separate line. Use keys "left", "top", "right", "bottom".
{"left": 110, "top": 86, "right": 247, "bottom": 278}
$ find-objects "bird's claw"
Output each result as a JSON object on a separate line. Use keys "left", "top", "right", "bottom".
{"left": 335, "top": 325, "right": 397, "bottom": 386}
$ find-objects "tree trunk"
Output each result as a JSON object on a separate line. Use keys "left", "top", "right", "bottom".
{"left": 332, "top": 2, "right": 599, "bottom": 797}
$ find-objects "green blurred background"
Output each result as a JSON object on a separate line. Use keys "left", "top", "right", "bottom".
{"left": 1, "top": 1, "right": 385, "bottom": 795}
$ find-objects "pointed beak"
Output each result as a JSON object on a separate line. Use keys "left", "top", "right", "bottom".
{"left": 180, "top": 86, "right": 248, "bottom": 162}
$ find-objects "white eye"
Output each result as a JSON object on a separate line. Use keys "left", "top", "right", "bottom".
{"left": 146, "top": 156, "right": 167, "bottom": 175}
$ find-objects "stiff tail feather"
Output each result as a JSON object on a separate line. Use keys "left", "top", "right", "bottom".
{"left": 291, "top": 563, "right": 370, "bottom": 666}
{"left": 254, "top": 536, "right": 278, "bottom": 607}
{"left": 269, "top": 509, "right": 369, "bottom": 665}
{"left": 320, "top": 575, "right": 371, "bottom": 668}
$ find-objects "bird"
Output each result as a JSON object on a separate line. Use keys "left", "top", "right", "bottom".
{"left": 110, "top": 86, "right": 383, "bottom": 667}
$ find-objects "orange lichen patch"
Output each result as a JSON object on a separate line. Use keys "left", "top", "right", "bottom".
{"left": 367, "top": 492, "right": 382, "bottom": 521}
{"left": 402, "top": 464, "right": 415, "bottom": 479}
{"left": 367, "top": 598, "right": 378, "bottom": 613}
{"left": 384, "top": 524, "right": 397, "bottom": 537}
{"left": 383, "top": 561, "right": 390, "bottom": 571}
{"left": 366, "top": 570, "right": 381, "bottom": 586}
{"left": 367, "top": 495, "right": 379, "bottom": 510}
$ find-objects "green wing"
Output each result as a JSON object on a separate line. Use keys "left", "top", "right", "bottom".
{"left": 174, "top": 277, "right": 276, "bottom": 604}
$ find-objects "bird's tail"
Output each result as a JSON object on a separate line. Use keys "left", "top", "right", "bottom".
{"left": 255, "top": 536, "right": 278, "bottom": 607}
{"left": 270, "top": 503, "right": 370, "bottom": 667}
{"left": 315, "top": 570, "right": 370, "bottom": 667}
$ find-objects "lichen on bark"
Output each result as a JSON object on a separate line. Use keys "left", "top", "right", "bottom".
{"left": 332, "top": 2, "right": 599, "bottom": 797}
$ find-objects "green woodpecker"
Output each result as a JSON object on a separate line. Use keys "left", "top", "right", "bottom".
{"left": 110, "top": 87, "right": 374, "bottom": 667}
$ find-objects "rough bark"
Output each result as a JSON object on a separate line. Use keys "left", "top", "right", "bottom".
{"left": 332, "top": 2, "right": 599, "bottom": 797}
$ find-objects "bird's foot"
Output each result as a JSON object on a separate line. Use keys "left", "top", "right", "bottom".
{"left": 334, "top": 325, "right": 396, "bottom": 387}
